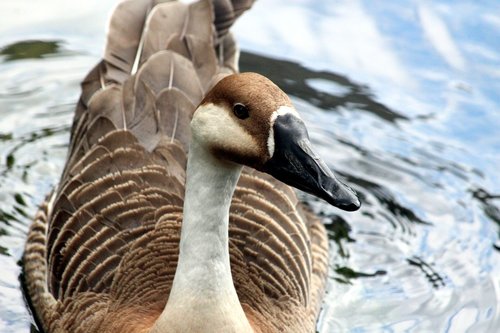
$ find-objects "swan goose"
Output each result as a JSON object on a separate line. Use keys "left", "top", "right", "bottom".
{"left": 23, "top": 0, "right": 360, "bottom": 332}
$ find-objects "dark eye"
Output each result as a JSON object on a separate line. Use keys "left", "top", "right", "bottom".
{"left": 233, "top": 103, "right": 249, "bottom": 120}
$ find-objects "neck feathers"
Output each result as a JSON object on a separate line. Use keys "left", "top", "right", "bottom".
{"left": 151, "top": 139, "right": 253, "bottom": 333}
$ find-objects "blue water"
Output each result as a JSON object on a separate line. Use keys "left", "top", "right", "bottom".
{"left": 1, "top": 1, "right": 499, "bottom": 332}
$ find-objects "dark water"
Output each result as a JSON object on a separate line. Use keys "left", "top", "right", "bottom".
{"left": 1, "top": 1, "right": 499, "bottom": 332}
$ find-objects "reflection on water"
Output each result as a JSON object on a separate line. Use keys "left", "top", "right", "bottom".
{"left": 240, "top": 52, "right": 408, "bottom": 123}
{"left": 473, "top": 188, "right": 500, "bottom": 251}
{"left": 0, "top": 41, "right": 62, "bottom": 62}
{"left": 1, "top": 0, "right": 500, "bottom": 332}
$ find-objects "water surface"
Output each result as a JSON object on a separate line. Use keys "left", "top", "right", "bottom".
{"left": 1, "top": 1, "right": 499, "bottom": 332}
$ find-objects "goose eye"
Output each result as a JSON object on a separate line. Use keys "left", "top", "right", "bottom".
{"left": 233, "top": 103, "right": 249, "bottom": 119}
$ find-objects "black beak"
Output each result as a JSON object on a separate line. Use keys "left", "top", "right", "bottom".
{"left": 261, "top": 113, "right": 360, "bottom": 212}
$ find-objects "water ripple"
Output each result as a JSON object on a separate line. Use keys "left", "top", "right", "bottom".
{"left": 1, "top": 0, "right": 499, "bottom": 332}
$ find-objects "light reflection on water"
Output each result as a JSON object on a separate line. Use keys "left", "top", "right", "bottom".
{"left": 1, "top": 1, "right": 499, "bottom": 332}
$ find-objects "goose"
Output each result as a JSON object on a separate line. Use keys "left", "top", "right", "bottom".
{"left": 23, "top": 0, "right": 360, "bottom": 332}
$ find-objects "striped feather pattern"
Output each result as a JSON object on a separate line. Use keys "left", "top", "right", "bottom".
{"left": 24, "top": 0, "right": 329, "bottom": 332}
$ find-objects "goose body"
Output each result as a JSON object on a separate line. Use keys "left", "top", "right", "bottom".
{"left": 23, "top": 1, "right": 360, "bottom": 332}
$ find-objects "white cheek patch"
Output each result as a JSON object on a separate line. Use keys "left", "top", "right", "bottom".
{"left": 192, "top": 103, "right": 259, "bottom": 156}
{"left": 267, "top": 105, "right": 300, "bottom": 158}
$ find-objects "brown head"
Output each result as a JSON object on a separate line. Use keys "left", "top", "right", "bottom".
{"left": 191, "top": 72, "right": 360, "bottom": 211}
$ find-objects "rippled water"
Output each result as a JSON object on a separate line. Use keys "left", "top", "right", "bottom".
{"left": 1, "top": 1, "right": 499, "bottom": 332}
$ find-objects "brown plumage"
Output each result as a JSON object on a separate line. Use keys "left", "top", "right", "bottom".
{"left": 23, "top": 0, "right": 337, "bottom": 332}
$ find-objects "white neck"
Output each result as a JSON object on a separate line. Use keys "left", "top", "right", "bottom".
{"left": 150, "top": 139, "right": 253, "bottom": 333}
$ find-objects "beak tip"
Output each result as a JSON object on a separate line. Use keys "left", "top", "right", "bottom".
{"left": 325, "top": 183, "right": 361, "bottom": 212}
{"left": 337, "top": 197, "right": 361, "bottom": 211}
